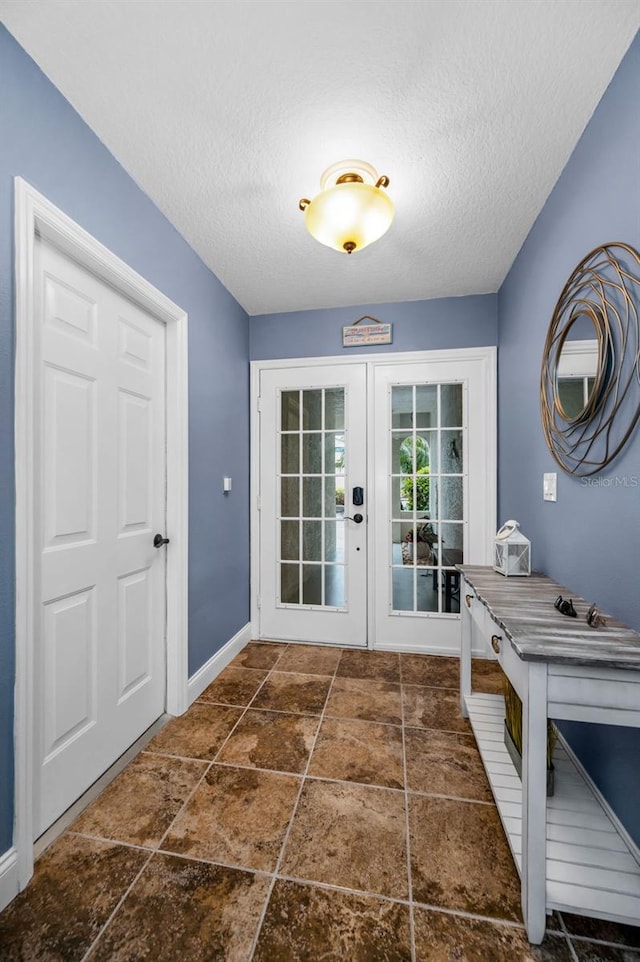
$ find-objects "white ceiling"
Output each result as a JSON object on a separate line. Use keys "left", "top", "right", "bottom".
{"left": 1, "top": 1, "right": 638, "bottom": 316}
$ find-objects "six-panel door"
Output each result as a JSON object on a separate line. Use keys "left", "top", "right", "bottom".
{"left": 34, "top": 237, "right": 167, "bottom": 836}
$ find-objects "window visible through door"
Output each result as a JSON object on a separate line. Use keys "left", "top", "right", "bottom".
{"left": 390, "top": 383, "right": 464, "bottom": 616}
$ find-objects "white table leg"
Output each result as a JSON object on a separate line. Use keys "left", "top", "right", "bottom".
{"left": 521, "top": 661, "right": 548, "bottom": 944}
{"left": 460, "top": 583, "right": 472, "bottom": 717}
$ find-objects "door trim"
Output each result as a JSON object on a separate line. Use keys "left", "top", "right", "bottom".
{"left": 13, "top": 178, "right": 189, "bottom": 888}
{"left": 250, "top": 348, "right": 496, "bottom": 644}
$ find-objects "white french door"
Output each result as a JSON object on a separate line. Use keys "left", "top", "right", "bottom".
{"left": 33, "top": 236, "right": 167, "bottom": 836}
{"left": 371, "top": 356, "right": 494, "bottom": 651}
{"left": 259, "top": 365, "right": 368, "bottom": 646}
{"left": 254, "top": 350, "right": 495, "bottom": 654}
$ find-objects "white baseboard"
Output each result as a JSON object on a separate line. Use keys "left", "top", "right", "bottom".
{"left": 0, "top": 847, "right": 19, "bottom": 913}
{"left": 556, "top": 730, "right": 640, "bottom": 867}
{"left": 187, "top": 622, "right": 252, "bottom": 705}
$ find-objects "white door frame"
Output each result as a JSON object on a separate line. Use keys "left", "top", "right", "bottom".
{"left": 250, "top": 347, "right": 496, "bottom": 645}
{"left": 13, "top": 178, "right": 189, "bottom": 889}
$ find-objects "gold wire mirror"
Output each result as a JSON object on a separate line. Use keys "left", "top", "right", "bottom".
{"left": 540, "top": 242, "right": 640, "bottom": 476}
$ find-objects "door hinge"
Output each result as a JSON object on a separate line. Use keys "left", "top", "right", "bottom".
{"left": 256, "top": 595, "right": 261, "bottom": 609}
{"left": 257, "top": 396, "right": 263, "bottom": 412}
{"left": 257, "top": 496, "right": 262, "bottom": 511}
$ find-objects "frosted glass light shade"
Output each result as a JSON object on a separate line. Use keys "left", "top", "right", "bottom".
{"left": 299, "top": 160, "right": 394, "bottom": 254}
{"left": 304, "top": 182, "right": 394, "bottom": 254}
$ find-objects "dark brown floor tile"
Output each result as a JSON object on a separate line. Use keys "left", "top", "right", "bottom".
{"left": 403, "top": 685, "right": 471, "bottom": 734}
{"left": 401, "top": 653, "right": 459, "bottom": 689}
{"left": 145, "top": 702, "right": 243, "bottom": 760}
{"left": 0, "top": 834, "right": 147, "bottom": 962}
{"left": 197, "top": 665, "right": 268, "bottom": 705}
{"left": 405, "top": 727, "right": 492, "bottom": 801}
{"left": 280, "top": 779, "right": 408, "bottom": 899}
{"left": 230, "top": 641, "right": 287, "bottom": 670}
{"left": 251, "top": 671, "right": 332, "bottom": 714}
{"left": 309, "top": 716, "right": 404, "bottom": 789}
{"left": 253, "top": 879, "right": 412, "bottom": 962}
{"left": 163, "top": 764, "right": 300, "bottom": 871}
{"left": 472, "top": 656, "right": 505, "bottom": 694}
{"left": 414, "top": 908, "right": 573, "bottom": 961}
{"left": 572, "top": 944, "right": 640, "bottom": 961}
{"left": 87, "top": 852, "right": 270, "bottom": 962}
{"left": 409, "top": 794, "right": 522, "bottom": 921}
{"left": 325, "top": 677, "right": 403, "bottom": 725}
{"left": 336, "top": 649, "right": 401, "bottom": 682}
{"left": 276, "top": 643, "right": 342, "bottom": 675}
{"left": 71, "top": 753, "right": 207, "bottom": 847}
{"left": 561, "top": 914, "right": 640, "bottom": 948}
{"left": 216, "top": 709, "right": 319, "bottom": 773}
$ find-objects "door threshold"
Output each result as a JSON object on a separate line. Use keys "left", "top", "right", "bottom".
{"left": 33, "top": 714, "right": 170, "bottom": 860}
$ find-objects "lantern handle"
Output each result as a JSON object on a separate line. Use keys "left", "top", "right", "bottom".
{"left": 495, "top": 519, "right": 520, "bottom": 540}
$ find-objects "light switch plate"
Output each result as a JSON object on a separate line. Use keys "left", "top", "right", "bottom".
{"left": 543, "top": 472, "right": 557, "bottom": 502}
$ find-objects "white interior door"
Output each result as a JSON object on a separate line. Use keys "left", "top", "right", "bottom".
{"left": 255, "top": 351, "right": 495, "bottom": 653}
{"left": 33, "top": 236, "right": 167, "bottom": 836}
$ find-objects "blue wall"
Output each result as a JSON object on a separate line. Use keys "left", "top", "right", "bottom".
{"left": 498, "top": 32, "right": 640, "bottom": 845}
{"left": 0, "top": 26, "right": 250, "bottom": 855}
{"left": 250, "top": 294, "right": 498, "bottom": 360}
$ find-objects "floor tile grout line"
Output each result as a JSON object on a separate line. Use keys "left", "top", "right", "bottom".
{"left": 66, "top": 831, "right": 157, "bottom": 854}
{"left": 79, "top": 846, "right": 156, "bottom": 962}
{"left": 151, "top": 757, "right": 216, "bottom": 854}
{"left": 400, "top": 662, "right": 417, "bottom": 962}
{"left": 197, "top": 697, "right": 331, "bottom": 716}
{"left": 153, "top": 847, "right": 275, "bottom": 879}
{"left": 409, "top": 898, "right": 530, "bottom": 929}
{"left": 115, "top": 749, "right": 497, "bottom": 807}
{"left": 246, "top": 645, "right": 345, "bottom": 961}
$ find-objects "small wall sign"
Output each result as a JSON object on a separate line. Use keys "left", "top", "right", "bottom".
{"left": 342, "top": 314, "right": 393, "bottom": 348}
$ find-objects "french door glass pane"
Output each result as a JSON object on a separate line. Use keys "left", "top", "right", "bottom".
{"left": 325, "top": 566, "right": 345, "bottom": 607}
{"left": 302, "top": 391, "right": 322, "bottom": 429}
{"left": 303, "top": 434, "right": 322, "bottom": 473}
{"left": 278, "top": 387, "right": 347, "bottom": 609}
{"left": 281, "top": 477, "right": 299, "bottom": 517}
{"left": 390, "top": 382, "right": 464, "bottom": 614}
{"left": 281, "top": 391, "right": 300, "bottom": 431}
{"left": 281, "top": 564, "right": 299, "bottom": 604}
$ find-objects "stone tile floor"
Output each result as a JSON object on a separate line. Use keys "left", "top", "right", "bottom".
{"left": 1, "top": 643, "right": 639, "bottom": 961}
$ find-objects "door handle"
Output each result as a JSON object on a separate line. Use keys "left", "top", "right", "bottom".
{"left": 153, "top": 533, "right": 170, "bottom": 548}
{"left": 344, "top": 514, "right": 364, "bottom": 524}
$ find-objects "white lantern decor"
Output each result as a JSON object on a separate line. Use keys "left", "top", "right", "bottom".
{"left": 494, "top": 520, "right": 531, "bottom": 576}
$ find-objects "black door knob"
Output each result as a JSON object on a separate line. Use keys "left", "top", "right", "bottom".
{"left": 353, "top": 513, "right": 363, "bottom": 524}
{"left": 153, "top": 533, "right": 170, "bottom": 548}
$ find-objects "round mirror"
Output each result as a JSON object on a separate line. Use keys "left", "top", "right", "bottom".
{"left": 540, "top": 243, "right": 640, "bottom": 476}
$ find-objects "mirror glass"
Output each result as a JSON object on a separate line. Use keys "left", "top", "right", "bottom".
{"left": 555, "top": 314, "right": 599, "bottom": 420}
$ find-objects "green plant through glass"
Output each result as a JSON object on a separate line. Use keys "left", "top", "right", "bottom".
{"left": 399, "top": 436, "right": 430, "bottom": 511}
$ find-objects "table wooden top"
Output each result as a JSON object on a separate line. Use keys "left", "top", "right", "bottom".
{"left": 457, "top": 565, "right": 640, "bottom": 670}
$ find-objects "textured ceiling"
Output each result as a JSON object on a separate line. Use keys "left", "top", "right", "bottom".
{"left": 1, "top": 0, "right": 638, "bottom": 315}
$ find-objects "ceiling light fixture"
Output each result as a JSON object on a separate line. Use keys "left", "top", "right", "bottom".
{"left": 299, "top": 160, "right": 394, "bottom": 255}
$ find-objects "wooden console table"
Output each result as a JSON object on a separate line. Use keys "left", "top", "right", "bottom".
{"left": 458, "top": 565, "right": 640, "bottom": 944}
